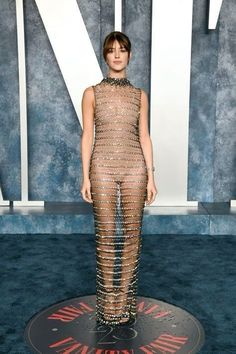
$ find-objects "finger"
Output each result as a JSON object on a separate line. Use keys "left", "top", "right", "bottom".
{"left": 87, "top": 189, "right": 92, "bottom": 201}
{"left": 83, "top": 195, "right": 92, "bottom": 203}
{"left": 81, "top": 191, "right": 91, "bottom": 203}
{"left": 147, "top": 191, "right": 152, "bottom": 201}
{"left": 146, "top": 195, "right": 152, "bottom": 205}
{"left": 150, "top": 196, "right": 155, "bottom": 204}
{"left": 147, "top": 191, "right": 156, "bottom": 205}
{"left": 85, "top": 190, "right": 93, "bottom": 203}
{"left": 151, "top": 192, "right": 157, "bottom": 203}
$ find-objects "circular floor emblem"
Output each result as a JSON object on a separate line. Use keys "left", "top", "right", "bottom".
{"left": 25, "top": 295, "right": 205, "bottom": 353}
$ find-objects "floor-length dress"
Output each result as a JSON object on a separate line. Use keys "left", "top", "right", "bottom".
{"left": 89, "top": 76, "right": 148, "bottom": 326}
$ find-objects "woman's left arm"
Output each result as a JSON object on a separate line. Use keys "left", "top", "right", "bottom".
{"left": 139, "top": 89, "right": 158, "bottom": 205}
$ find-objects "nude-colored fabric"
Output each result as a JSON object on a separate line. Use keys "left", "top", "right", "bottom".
{"left": 89, "top": 78, "right": 147, "bottom": 325}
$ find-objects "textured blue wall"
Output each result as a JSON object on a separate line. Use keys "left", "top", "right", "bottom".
{"left": 188, "top": 0, "right": 236, "bottom": 202}
{"left": 0, "top": 1, "right": 20, "bottom": 200}
{"left": 0, "top": 0, "right": 235, "bottom": 202}
{"left": 188, "top": 0, "right": 218, "bottom": 201}
{"left": 213, "top": 0, "right": 236, "bottom": 201}
{"left": 25, "top": 0, "right": 83, "bottom": 201}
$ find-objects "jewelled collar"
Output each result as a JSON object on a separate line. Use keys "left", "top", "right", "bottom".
{"left": 101, "top": 76, "right": 132, "bottom": 86}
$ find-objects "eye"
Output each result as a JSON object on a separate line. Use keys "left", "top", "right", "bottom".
{"left": 120, "top": 47, "right": 127, "bottom": 52}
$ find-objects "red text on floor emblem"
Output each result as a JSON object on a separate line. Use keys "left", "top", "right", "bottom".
{"left": 47, "top": 302, "right": 94, "bottom": 322}
{"left": 139, "top": 333, "right": 188, "bottom": 353}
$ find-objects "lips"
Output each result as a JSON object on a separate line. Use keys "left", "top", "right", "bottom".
{"left": 113, "top": 61, "right": 122, "bottom": 64}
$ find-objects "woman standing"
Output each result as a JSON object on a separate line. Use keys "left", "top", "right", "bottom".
{"left": 80, "top": 31, "right": 157, "bottom": 326}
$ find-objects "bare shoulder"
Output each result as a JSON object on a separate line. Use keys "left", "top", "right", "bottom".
{"left": 83, "top": 86, "right": 94, "bottom": 97}
{"left": 82, "top": 86, "right": 95, "bottom": 105}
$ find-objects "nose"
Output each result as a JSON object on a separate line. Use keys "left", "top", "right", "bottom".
{"left": 115, "top": 48, "right": 120, "bottom": 58}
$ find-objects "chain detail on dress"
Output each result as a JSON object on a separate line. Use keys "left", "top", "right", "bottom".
{"left": 90, "top": 77, "right": 147, "bottom": 326}
{"left": 101, "top": 76, "right": 132, "bottom": 86}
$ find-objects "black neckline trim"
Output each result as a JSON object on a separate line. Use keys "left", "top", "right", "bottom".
{"left": 101, "top": 77, "right": 132, "bottom": 86}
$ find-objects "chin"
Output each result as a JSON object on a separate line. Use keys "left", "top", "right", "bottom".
{"left": 111, "top": 66, "right": 127, "bottom": 72}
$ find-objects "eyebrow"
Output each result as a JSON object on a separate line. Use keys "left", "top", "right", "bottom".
{"left": 109, "top": 45, "right": 126, "bottom": 49}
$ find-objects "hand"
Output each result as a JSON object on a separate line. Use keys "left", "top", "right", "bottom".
{"left": 145, "top": 180, "right": 158, "bottom": 205}
{"left": 80, "top": 179, "right": 93, "bottom": 203}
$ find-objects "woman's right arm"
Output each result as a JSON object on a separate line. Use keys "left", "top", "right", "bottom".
{"left": 80, "top": 86, "right": 95, "bottom": 202}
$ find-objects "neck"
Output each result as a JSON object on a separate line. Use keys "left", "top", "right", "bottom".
{"left": 107, "top": 76, "right": 127, "bottom": 80}
{"left": 107, "top": 70, "right": 127, "bottom": 79}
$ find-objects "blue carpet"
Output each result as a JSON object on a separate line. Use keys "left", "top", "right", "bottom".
{"left": 0, "top": 234, "right": 235, "bottom": 353}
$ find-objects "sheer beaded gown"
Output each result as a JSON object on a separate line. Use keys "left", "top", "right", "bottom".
{"left": 89, "top": 76, "right": 148, "bottom": 326}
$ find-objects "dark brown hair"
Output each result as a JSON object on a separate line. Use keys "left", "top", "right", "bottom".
{"left": 103, "top": 31, "right": 131, "bottom": 61}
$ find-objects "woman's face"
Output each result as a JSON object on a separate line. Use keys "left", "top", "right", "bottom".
{"left": 105, "top": 39, "right": 131, "bottom": 72}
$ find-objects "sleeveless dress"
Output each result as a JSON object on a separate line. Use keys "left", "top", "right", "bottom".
{"left": 89, "top": 76, "right": 148, "bottom": 326}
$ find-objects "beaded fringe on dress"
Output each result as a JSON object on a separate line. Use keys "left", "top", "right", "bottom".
{"left": 89, "top": 77, "right": 148, "bottom": 326}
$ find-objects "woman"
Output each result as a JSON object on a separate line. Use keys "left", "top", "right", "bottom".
{"left": 80, "top": 31, "right": 157, "bottom": 326}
